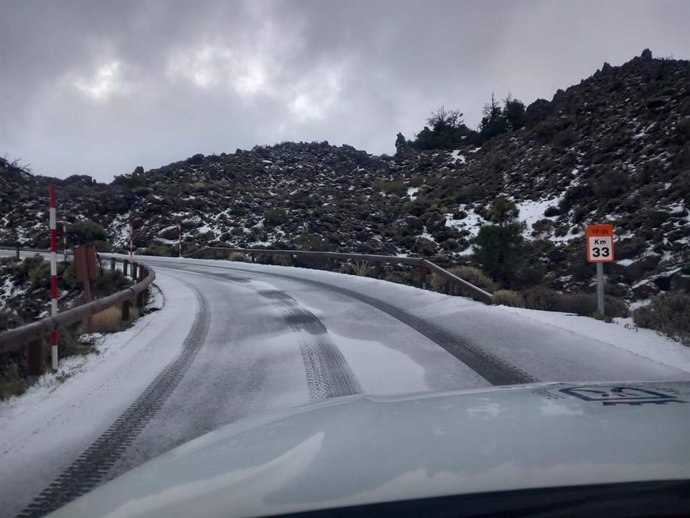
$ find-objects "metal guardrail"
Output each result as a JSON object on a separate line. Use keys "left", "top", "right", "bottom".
{"left": 0, "top": 257, "right": 155, "bottom": 374}
{"left": 187, "top": 246, "right": 494, "bottom": 305}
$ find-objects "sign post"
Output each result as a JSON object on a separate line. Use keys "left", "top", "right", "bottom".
{"left": 586, "top": 224, "right": 615, "bottom": 315}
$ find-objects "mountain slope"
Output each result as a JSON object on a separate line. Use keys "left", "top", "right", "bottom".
{"left": 1, "top": 50, "right": 689, "bottom": 301}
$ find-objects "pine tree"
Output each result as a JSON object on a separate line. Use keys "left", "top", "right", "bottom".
{"left": 395, "top": 132, "right": 410, "bottom": 155}
{"left": 479, "top": 94, "right": 510, "bottom": 140}
{"left": 503, "top": 94, "right": 526, "bottom": 130}
{"left": 474, "top": 198, "right": 524, "bottom": 285}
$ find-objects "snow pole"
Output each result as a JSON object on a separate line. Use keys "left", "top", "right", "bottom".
{"left": 59, "top": 220, "right": 68, "bottom": 262}
{"left": 49, "top": 184, "right": 59, "bottom": 370}
{"left": 129, "top": 221, "right": 134, "bottom": 262}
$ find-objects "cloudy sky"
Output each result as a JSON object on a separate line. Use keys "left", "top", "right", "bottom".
{"left": 1, "top": 0, "right": 688, "bottom": 182}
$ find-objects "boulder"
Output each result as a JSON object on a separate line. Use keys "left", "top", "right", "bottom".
{"left": 638, "top": 253, "right": 662, "bottom": 270}
{"left": 623, "top": 254, "right": 661, "bottom": 282}
{"left": 632, "top": 281, "right": 660, "bottom": 299}
{"left": 647, "top": 97, "right": 671, "bottom": 109}
{"left": 671, "top": 273, "right": 690, "bottom": 292}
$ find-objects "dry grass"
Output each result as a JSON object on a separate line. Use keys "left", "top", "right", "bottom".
{"left": 0, "top": 362, "right": 26, "bottom": 400}
{"left": 228, "top": 252, "right": 247, "bottom": 262}
{"left": 350, "top": 261, "right": 373, "bottom": 276}
{"left": 493, "top": 289, "right": 525, "bottom": 307}
{"left": 90, "top": 306, "right": 123, "bottom": 333}
{"left": 430, "top": 266, "right": 497, "bottom": 296}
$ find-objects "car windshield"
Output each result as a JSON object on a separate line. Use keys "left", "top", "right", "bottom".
{"left": 1, "top": 1, "right": 689, "bottom": 517}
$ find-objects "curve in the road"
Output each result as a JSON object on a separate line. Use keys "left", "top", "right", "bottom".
{"left": 17, "top": 284, "right": 211, "bottom": 518}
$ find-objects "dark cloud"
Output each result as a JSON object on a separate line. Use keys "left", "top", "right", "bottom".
{"left": 1, "top": 0, "right": 688, "bottom": 181}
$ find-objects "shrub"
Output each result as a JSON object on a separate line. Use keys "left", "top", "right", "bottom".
{"left": 552, "top": 127, "right": 577, "bottom": 148}
{"left": 90, "top": 306, "right": 122, "bottom": 333}
{"left": 272, "top": 254, "right": 296, "bottom": 267}
{"left": 633, "top": 292, "right": 690, "bottom": 345}
{"left": 493, "top": 290, "right": 525, "bottom": 307}
{"left": 92, "top": 269, "right": 131, "bottom": 298}
{"left": 68, "top": 220, "right": 108, "bottom": 245}
{"left": 431, "top": 266, "right": 497, "bottom": 295}
{"left": 384, "top": 272, "right": 413, "bottom": 286}
{"left": 0, "top": 362, "right": 26, "bottom": 400}
{"left": 524, "top": 288, "right": 628, "bottom": 318}
{"left": 264, "top": 208, "right": 288, "bottom": 226}
{"left": 603, "top": 296, "right": 629, "bottom": 318}
{"left": 552, "top": 293, "right": 596, "bottom": 316}
{"left": 228, "top": 252, "right": 247, "bottom": 262}
{"left": 544, "top": 206, "right": 560, "bottom": 217}
{"left": 349, "top": 261, "right": 373, "bottom": 277}
{"left": 144, "top": 242, "right": 176, "bottom": 256}
{"left": 411, "top": 238, "right": 438, "bottom": 257}
{"left": 374, "top": 179, "right": 406, "bottom": 196}
{"left": 0, "top": 310, "right": 22, "bottom": 333}
{"left": 524, "top": 286, "right": 559, "bottom": 310}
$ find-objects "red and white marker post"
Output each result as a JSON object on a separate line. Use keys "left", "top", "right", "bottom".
{"left": 49, "top": 184, "right": 59, "bottom": 370}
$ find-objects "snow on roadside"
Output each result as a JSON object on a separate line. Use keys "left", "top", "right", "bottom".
{"left": 495, "top": 305, "right": 690, "bottom": 374}
{"left": 0, "top": 272, "right": 197, "bottom": 516}
{"left": 0, "top": 281, "right": 164, "bottom": 415}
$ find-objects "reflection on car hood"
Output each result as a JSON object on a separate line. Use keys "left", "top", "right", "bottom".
{"left": 48, "top": 382, "right": 690, "bottom": 518}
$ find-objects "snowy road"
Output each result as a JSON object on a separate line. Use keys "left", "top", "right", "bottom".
{"left": 1, "top": 254, "right": 689, "bottom": 517}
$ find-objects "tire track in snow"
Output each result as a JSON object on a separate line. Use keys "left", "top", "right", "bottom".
{"left": 257, "top": 289, "right": 361, "bottom": 399}
{"left": 159, "top": 267, "right": 362, "bottom": 400}
{"left": 232, "top": 267, "right": 538, "bottom": 386}
{"left": 18, "top": 284, "right": 210, "bottom": 518}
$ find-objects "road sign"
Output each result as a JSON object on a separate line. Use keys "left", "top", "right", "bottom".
{"left": 586, "top": 224, "right": 614, "bottom": 263}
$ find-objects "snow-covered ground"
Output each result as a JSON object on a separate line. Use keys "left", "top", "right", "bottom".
{"left": 445, "top": 205, "right": 487, "bottom": 239}
{"left": 495, "top": 306, "right": 690, "bottom": 375}
{"left": 515, "top": 196, "right": 561, "bottom": 232}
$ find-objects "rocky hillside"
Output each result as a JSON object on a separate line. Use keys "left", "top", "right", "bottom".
{"left": 1, "top": 50, "right": 689, "bottom": 302}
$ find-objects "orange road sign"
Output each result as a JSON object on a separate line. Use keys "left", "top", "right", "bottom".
{"left": 586, "top": 224, "right": 614, "bottom": 263}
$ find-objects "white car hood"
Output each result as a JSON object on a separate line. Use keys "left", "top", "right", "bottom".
{"left": 48, "top": 382, "right": 690, "bottom": 517}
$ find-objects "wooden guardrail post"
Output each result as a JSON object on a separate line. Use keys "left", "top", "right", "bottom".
{"left": 26, "top": 339, "right": 43, "bottom": 376}
{"left": 121, "top": 299, "right": 130, "bottom": 321}
{"left": 419, "top": 263, "right": 427, "bottom": 289}
{"left": 110, "top": 257, "right": 116, "bottom": 272}
{"left": 131, "top": 262, "right": 138, "bottom": 280}
{"left": 122, "top": 260, "right": 129, "bottom": 277}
